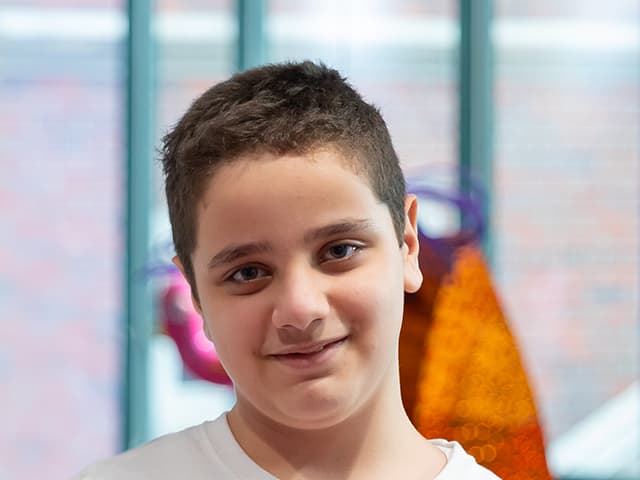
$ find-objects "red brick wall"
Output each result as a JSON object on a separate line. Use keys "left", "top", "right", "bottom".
{"left": 0, "top": 3, "right": 123, "bottom": 478}
{"left": 493, "top": 4, "right": 638, "bottom": 442}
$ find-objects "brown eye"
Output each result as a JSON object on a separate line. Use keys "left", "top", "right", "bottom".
{"left": 230, "top": 266, "right": 268, "bottom": 283}
{"left": 322, "top": 244, "right": 359, "bottom": 262}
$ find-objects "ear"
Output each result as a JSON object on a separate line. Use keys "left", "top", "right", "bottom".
{"left": 402, "top": 194, "right": 423, "bottom": 293}
{"left": 172, "top": 255, "right": 203, "bottom": 317}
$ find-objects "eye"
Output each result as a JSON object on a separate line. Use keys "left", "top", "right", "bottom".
{"left": 321, "top": 243, "right": 360, "bottom": 262}
{"left": 228, "top": 265, "right": 270, "bottom": 283}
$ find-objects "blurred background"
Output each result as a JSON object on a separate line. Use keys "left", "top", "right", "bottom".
{"left": 0, "top": 0, "right": 637, "bottom": 478}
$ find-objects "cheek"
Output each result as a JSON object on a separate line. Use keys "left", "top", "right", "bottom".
{"left": 199, "top": 293, "right": 269, "bottom": 363}
{"left": 338, "top": 266, "right": 404, "bottom": 338}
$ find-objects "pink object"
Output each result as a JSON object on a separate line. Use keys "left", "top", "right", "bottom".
{"left": 160, "top": 272, "right": 232, "bottom": 386}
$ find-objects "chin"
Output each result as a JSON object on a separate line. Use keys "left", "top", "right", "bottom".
{"left": 274, "top": 392, "right": 362, "bottom": 431}
{"left": 279, "top": 410, "right": 350, "bottom": 431}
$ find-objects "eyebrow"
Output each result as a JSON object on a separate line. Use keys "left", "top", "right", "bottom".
{"left": 207, "top": 242, "right": 272, "bottom": 270}
{"left": 303, "top": 218, "right": 374, "bottom": 244}
{"left": 207, "top": 218, "right": 373, "bottom": 270}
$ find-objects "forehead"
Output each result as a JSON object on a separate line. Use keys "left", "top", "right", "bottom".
{"left": 193, "top": 149, "right": 389, "bottom": 250}
{"left": 200, "top": 147, "right": 370, "bottom": 209}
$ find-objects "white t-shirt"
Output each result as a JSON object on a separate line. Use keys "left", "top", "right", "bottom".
{"left": 72, "top": 414, "right": 500, "bottom": 479}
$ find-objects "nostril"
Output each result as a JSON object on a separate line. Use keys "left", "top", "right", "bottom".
{"left": 275, "top": 319, "right": 323, "bottom": 344}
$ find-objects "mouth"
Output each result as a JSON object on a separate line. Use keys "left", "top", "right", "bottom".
{"left": 270, "top": 336, "right": 348, "bottom": 368}
{"left": 272, "top": 336, "right": 349, "bottom": 356}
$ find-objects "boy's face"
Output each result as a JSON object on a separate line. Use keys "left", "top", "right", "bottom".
{"left": 178, "top": 148, "right": 422, "bottom": 429}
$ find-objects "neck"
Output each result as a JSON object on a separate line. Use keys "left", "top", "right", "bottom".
{"left": 226, "top": 368, "right": 444, "bottom": 479}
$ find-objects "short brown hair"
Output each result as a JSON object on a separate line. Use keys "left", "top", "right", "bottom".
{"left": 161, "top": 61, "right": 406, "bottom": 298}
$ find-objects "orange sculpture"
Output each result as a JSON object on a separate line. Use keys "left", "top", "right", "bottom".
{"left": 400, "top": 233, "right": 552, "bottom": 480}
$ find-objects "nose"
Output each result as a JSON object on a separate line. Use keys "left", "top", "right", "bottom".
{"left": 271, "top": 262, "right": 330, "bottom": 332}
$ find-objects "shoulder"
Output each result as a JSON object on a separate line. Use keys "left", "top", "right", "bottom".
{"left": 429, "top": 439, "right": 502, "bottom": 480}
{"left": 71, "top": 416, "right": 230, "bottom": 480}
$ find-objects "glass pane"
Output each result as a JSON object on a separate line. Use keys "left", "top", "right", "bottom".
{"left": 0, "top": 1, "right": 123, "bottom": 478}
{"left": 147, "top": 0, "right": 237, "bottom": 440}
{"left": 493, "top": 1, "right": 639, "bottom": 478}
{"left": 266, "top": 0, "right": 459, "bottom": 235}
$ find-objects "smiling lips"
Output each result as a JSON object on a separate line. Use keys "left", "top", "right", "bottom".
{"left": 270, "top": 336, "right": 348, "bottom": 368}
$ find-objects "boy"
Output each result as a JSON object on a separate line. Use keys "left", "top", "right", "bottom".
{"left": 75, "top": 61, "right": 499, "bottom": 479}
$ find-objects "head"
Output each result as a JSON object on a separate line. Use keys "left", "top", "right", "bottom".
{"left": 161, "top": 61, "right": 406, "bottom": 302}
{"left": 161, "top": 61, "right": 422, "bottom": 431}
